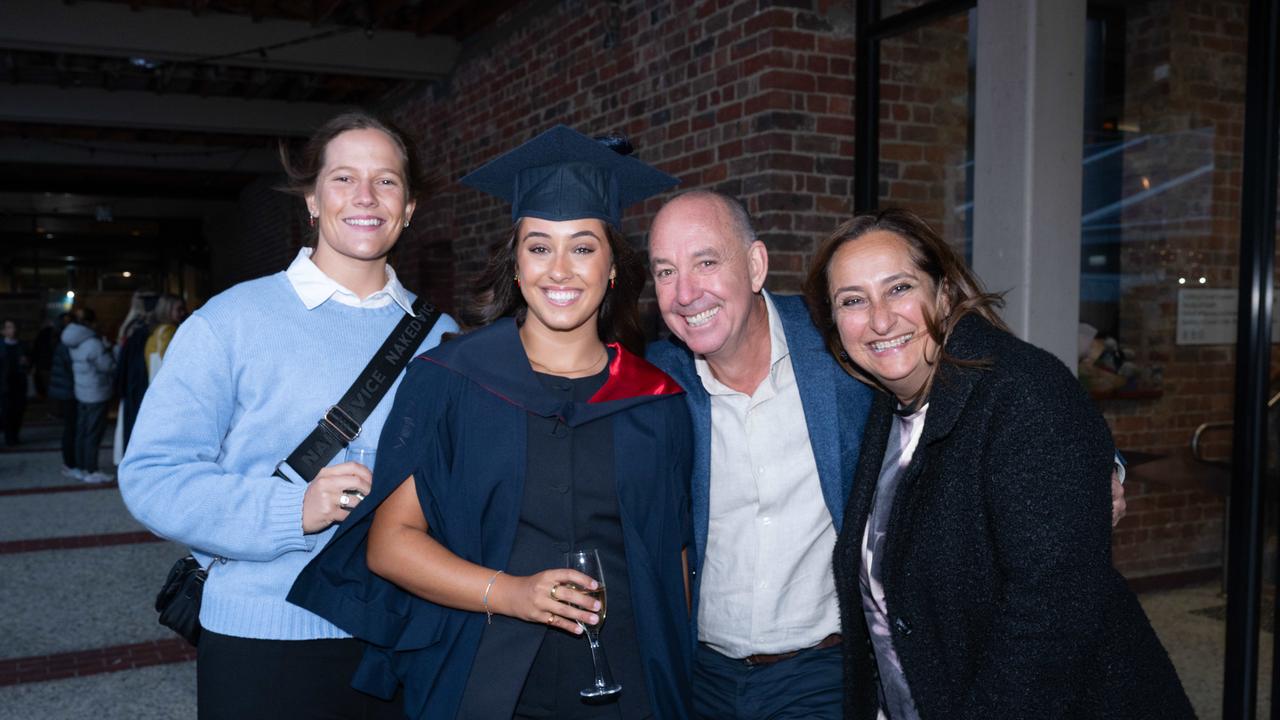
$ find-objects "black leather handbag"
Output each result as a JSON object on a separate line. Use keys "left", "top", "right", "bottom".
{"left": 155, "top": 554, "right": 206, "bottom": 645}
{"left": 152, "top": 300, "right": 440, "bottom": 646}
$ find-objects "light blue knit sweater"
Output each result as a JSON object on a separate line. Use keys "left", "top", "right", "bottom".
{"left": 120, "top": 272, "right": 457, "bottom": 640}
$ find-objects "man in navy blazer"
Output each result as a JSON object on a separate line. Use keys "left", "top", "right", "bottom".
{"left": 646, "top": 191, "right": 872, "bottom": 719}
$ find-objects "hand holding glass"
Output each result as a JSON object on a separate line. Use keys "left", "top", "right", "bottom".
{"left": 343, "top": 448, "right": 375, "bottom": 502}
{"left": 563, "top": 548, "right": 621, "bottom": 698}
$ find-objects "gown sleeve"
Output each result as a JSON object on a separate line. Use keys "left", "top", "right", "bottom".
{"left": 287, "top": 358, "right": 455, "bottom": 650}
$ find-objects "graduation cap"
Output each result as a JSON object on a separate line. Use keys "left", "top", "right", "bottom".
{"left": 459, "top": 125, "right": 678, "bottom": 228}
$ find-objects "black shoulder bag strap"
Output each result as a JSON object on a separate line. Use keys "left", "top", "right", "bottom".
{"left": 273, "top": 298, "right": 442, "bottom": 483}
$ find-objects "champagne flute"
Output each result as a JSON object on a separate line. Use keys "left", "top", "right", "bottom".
{"left": 563, "top": 548, "right": 621, "bottom": 698}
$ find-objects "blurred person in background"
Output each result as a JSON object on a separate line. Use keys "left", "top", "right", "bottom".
{"left": 0, "top": 319, "right": 30, "bottom": 446}
{"left": 61, "top": 307, "right": 115, "bottom": 483}
{"left": 145, "top": 293, "right": 186, "bottom": 380}
{"left": 114, "top": 290, "right": 156, "bottom": 463}
{"left": 48, "top": 313, "right": 78, "bottom": 476}
{"left": 32, "top": 318, "right": 57, "bottom": 400}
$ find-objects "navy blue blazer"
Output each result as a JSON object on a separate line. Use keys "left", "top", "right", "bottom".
{"left": 289, "top": 320, "right": 694, "bottom": 719}
{"left": 646, "top": 292, "right": 873, "bottom": 614}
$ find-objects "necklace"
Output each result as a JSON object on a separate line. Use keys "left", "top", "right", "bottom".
{"left": 528, "top": 347, "right": 608, "bottom": 377}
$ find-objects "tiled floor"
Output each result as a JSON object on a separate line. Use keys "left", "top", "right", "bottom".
{"left": 0, "top": 420, "right": 195, "bottom": 719}
{"left": 1144, "top": 582, "right": 1273, "bottom": 718}
{"left": 0, "top": 415, "right": 1269, "bottom": 719}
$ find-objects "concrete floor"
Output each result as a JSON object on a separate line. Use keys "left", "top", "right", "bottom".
{"left": 0, "top": 415, "right": 1270, "bottom": 719}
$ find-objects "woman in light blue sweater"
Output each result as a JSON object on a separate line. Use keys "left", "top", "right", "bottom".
{"left": 120, "top": 112, "right": 457, "bottom": 719}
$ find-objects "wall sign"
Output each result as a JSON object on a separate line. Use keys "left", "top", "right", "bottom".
{"left": 1176, "top": 288, "right": 1280, "bottom": 345}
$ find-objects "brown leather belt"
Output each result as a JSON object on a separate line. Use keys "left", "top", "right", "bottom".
{"left": 741, "top": 633, "right": 842, "bottom": 667}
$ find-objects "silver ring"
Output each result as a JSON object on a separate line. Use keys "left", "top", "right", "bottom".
{"left": 339, "top": 494, "right": 351, "bottom": 508}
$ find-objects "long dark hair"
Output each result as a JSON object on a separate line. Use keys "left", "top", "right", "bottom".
{"left": 468, "top": 222, "right": 647, "bottom": 356}
{"left": 803, "top": 208, "right": 1008, "bottom": 407}
{"left": 277, "top": 111, "right": 422, "bottom": 245}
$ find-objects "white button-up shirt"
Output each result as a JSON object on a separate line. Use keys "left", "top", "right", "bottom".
{"left": 695, "top": 291, "right": 841, "bottom": 658}
{"left": 284, "top": 247, "right": 416, "bottom": 314}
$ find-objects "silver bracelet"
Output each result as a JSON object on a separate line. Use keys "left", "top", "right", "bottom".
{"left": 482, "top": 570, "right": 504, "bottom": 625}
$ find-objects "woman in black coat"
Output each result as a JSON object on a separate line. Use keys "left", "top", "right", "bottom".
{"left": 802, "top": 209, "right": 1193, "bottom": 720}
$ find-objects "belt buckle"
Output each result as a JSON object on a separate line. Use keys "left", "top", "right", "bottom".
{"left": 319, "top": 405, "right": 361, "bottom": 444}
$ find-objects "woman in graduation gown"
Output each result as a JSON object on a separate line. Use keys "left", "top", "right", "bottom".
{"left": 290, "top": 125, "right": 694, "bottom": 720}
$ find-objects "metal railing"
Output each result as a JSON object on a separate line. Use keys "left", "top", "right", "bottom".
{"left": 1191, "top": 387, "right": 1280, "bottom": 465}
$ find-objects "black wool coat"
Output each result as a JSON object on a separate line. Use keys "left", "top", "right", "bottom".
{"left": 835, "top": 315, "right": 1194, "bottom": 720}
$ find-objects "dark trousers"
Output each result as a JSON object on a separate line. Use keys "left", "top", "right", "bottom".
{"left": 692, "top": 642, "right": 842, "bottom": 720}
{"left": 59, "top": 399, "right": 78, "bottom": 468}
{"left": 197, "top": 631, "right": 403, "bottom": 720}
{"left": 3, "top": 392, "right": 26, "bottom": 444}
{"left": 74, "top": 401, "right": 108, "bottom": 472}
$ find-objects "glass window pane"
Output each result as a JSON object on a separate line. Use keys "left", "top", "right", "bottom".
{"left": 1079, "top": 1, "right": 1251, "bottom": 715}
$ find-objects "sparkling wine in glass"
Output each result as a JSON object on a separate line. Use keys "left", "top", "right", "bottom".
{"left": 563, "top": 548, "right": 621, "bottom": 698}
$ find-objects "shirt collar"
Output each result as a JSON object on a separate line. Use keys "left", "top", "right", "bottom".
{"left": 284, "top": 247, "right": 415, "bottom": 314}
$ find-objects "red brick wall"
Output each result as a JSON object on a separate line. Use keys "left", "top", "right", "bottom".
{"left": 389, "top": 0, "right": 859, "bottom": 316}
{"left": 876, "top": 10, "right": 971, "bottom": 253}
{"left": 209, "top": 176, "right": 303, "bottom": 293}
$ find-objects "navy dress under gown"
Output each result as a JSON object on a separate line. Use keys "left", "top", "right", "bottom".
{"left": 457, "top": 364, "right": 649, "bottom": 719}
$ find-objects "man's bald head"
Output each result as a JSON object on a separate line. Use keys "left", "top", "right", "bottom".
{"left": 653, "top": 190, "right": 757, "bottom": 250}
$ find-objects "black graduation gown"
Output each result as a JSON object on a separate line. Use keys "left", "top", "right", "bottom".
{"left": 289, "top": 319, "right": 695, "bottom": 720}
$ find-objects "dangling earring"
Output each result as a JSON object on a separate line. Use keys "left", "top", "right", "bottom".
{"left": 514, "top": 273, "right": 520, "bottom": 287}
{"left": 609, "top": 271, "right": 616, "bottom": 289}
{"left": 308, "top": 214, "right": 316, "bottom": 228}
